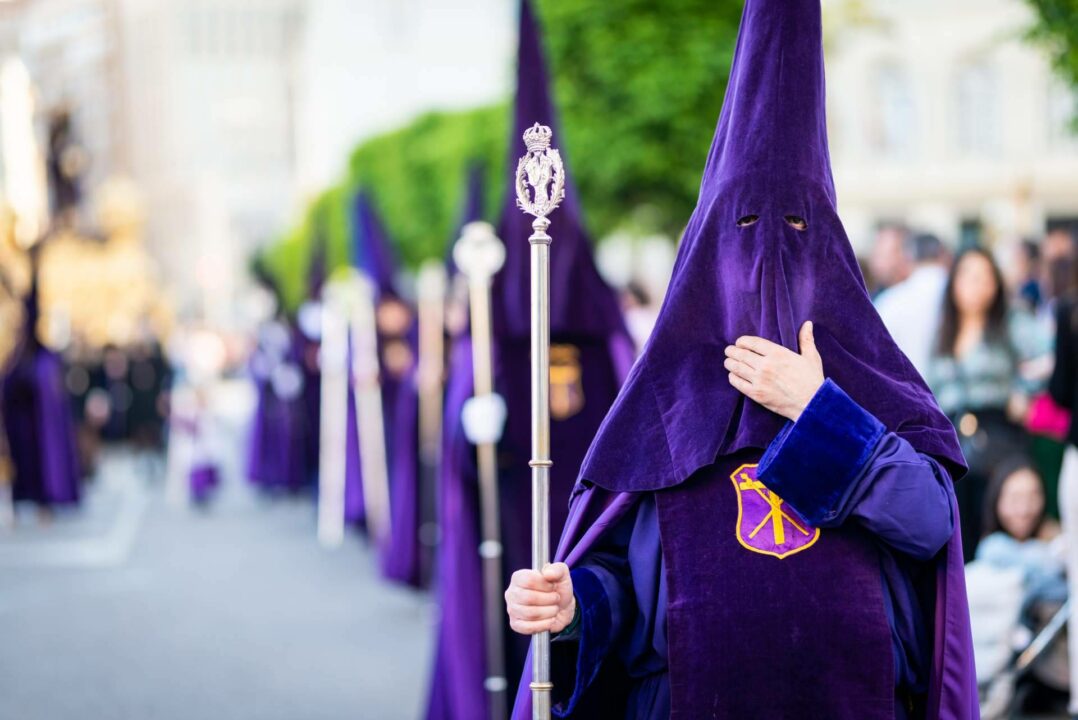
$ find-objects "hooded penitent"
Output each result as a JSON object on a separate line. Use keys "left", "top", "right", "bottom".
{"left": 511, "top": 0, "right": 976, "bottom": 718}
{"left": 350, "top": 192, "right": 424, "bottom": 587}
{"left": 246, "top": 268, "right": 308, "bottom": 494}
{"left": 1, "top": 250, "right": 81, "bottom": 508}
{"left": 300, "top": 227, "right": 328, "bottom": 485}
{"left": 424, "top": 2, "right": 635, "bottom": 718}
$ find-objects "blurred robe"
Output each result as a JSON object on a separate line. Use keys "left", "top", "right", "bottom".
{"left": 1, "top": 251, "right": 81, "bottom": 508}
{"left": 300, "top": 231, "right": 328, "bottom": 488}
{"left": 246, "top": 317, "right": 308, "bottom": 493}
{"left": 424, "top": 2, "right": 634, "bottom": 717}
{"left": 349, "top": 193, "right": 424, "bottom": 587}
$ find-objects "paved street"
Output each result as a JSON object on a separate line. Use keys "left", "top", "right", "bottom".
{"left": 0, "top": 451, "right": 433, "bottom": 720}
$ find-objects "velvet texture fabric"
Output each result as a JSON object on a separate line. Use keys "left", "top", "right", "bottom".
{"left": 425, "top": 338, "right": 485, "bottom": 720}
{"left": 1, "top": 260, "right": 80, "bottom": 507}
{"left": 550, "top": 381, "right": 961, "bottom": 718}
{"left": 425, "top": 1, "right": 632, "bottom": 717}
{"left": 512, "top": 488, "right": 977, "bottom": 720}
{"left": 657, "top": 452, "right": 893, "bottom": 719}
{"left": 578, "top": 0, "right": 965, "bottom": 494}
{"left": 301, "top": 232, "right": 327, "bottom": 485}
{"left": 512, "top": 0, "right": 977, "bottom": 717}
{"left": 246, "top": 323, "right": 307, "bottom": 492}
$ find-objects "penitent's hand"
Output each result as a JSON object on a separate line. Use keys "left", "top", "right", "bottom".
{"left": 505, "top": 563, "right": 576, "bottom": 635}
{"left": 724, "top": 321, "right": 824, "bottom": 422}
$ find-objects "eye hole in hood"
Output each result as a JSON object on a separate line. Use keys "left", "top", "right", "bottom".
{"left": 736, "top": 215, "right": 759, "bottom": 228}
{"left": 784, "top": 215, "right": 807, "bottom": 231}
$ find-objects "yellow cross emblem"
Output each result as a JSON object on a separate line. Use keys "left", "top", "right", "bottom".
{"left": 729, "top": 463, "right": 821, "bottom": 559}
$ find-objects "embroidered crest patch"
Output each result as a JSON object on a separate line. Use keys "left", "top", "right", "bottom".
{"left": 729, "top": 463, "right": 820, "bottom": 559}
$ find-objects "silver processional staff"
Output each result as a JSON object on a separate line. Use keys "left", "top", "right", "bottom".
{"left": 515, "top": 122, "right": 565, "bottom": 720}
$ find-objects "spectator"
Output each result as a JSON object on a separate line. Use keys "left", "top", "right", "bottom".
{"left": 977, "top": 456, "right": 1062, "bottom": 589}
{"left": 927, "top": 247, "right": 1031, "bottom": 560}
{"left": 866, "top": 222, "right": 911, "bottom": 297}
{"left": 969, "top": 457, "right": 1066, "bottom": 715}
{"left": 876, "top": 231, "right": 949, "bottom": 377}
{"left": 1001, "top": 238, "right": 1043, "bottom": 312}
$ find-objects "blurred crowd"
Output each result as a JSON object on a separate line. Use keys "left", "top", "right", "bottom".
{"left": 867, "top": 222, "right": 1078, "bottom": 714}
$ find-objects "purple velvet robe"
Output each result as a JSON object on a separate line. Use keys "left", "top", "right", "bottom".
{"left": 246, "top": 323, "right": 307, "bottom": 493}
{"left": 379, "top": 355, "right": 422, "bottom": 587}
{"left": 547, "top": 381, "right": 961, "bottom": 719}
{"left": 511, "top": 0, "right": 976, "bottom": 717}
{"left": 1, "top": 260, "right": 81, "bottom": 508}
{"left": 424, "top": 1, "right": 634, "bottom": 716}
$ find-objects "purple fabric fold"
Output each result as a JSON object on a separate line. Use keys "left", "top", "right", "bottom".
{"left": 425, "top": 338, "right": 487, "bottom": 719}
{"left": 2, "top": 256, "right": 80, "bottom": 508}
{"left": 379, "top": 365, "right": 422, "bottom": 587}
{"left": 511, "top": 481, "right": 977, "bottom": 719}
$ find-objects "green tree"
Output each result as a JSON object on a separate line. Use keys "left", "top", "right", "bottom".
{"left": 537, "top": 0, "right": 740, "bottom": 235}
{"left": 265, "top": 0, "right": 743, "bottom": 305}
{"left": 1025, "top": 0, "right": 1078, "bottom": 121}
{"left": 346, "top": 105, "right": 508, "bottom": 268}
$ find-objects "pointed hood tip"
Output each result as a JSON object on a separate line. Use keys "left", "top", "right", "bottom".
{"left": 706, "top": 0, "right": 833, "bottom": 199}
{"left": 351, "top": 191, "right": 400, "bottom": 299}
{"left": 491, "top": 0, "right": 626, "bottom": 340}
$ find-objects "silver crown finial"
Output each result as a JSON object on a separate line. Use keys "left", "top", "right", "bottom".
{"left": 523, "top": 123, "right": 552, "bottom": 154}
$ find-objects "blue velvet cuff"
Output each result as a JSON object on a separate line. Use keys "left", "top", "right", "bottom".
{"left": 552, "top": 567, "right": 613, "bottom": 717}
{"left": 758, "top": 378, "right": 885, "bottom": 526}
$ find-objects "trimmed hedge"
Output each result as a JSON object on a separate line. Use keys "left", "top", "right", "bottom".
{"left": 264, "top": 0, "right": 743, "bottom": 309}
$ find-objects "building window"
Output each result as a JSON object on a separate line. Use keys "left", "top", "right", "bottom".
{"left": 954, "top": 59, "right": 999, "bottom": 156}
{"left": 1047, "top": 80, "right": 1078, "bottom": 153}
{"left": 868, "top": 62, "right": 916, "bottom": 159}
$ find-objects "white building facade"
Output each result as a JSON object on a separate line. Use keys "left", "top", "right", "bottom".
{"left": 826, "top": 0, "right": 1078, "bottom": 249}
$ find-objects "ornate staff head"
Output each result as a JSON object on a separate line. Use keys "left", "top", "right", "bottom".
{"left": 515, "top": 123, "right": 565, "bottom": 236}
{"left": 453, "top": 221, "right": 506, "bottom": 282}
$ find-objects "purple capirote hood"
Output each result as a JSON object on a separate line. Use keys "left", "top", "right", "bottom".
{"left": 577, "top": 0, "right": 965, "bottom": 495}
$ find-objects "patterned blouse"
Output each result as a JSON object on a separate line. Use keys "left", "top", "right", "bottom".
{"left": 926, "top": 312, "right": 1042, "bottom": 417}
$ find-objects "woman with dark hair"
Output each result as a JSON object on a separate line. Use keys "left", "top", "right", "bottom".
{"left": 979, "top": 456, "right": 1059, "bottom": 554}
{"left": 969, "top": 456, "right": 1065, "bottom": 715}
{"left": 927, "top": 247, "right": 1033, "bottom": 559}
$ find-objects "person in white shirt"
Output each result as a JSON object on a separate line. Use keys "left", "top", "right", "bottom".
{"left": 875, "top": 233, "right": 950, "bottom": 378}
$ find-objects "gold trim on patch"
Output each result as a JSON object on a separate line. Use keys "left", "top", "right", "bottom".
{"left": 729, "top": 463, "right": 821, "bottom": 560}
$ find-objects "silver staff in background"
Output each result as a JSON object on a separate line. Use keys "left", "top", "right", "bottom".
{"left": 454, "top": 222, "right": 509, "bottom": 720}
{"left": 351, "top": 272, "right": 391, "bottom": 544}
{"left": 515, "top": 123, "right": 565, "bottom": 720}
{"left": 317, "top": 278, "right": 351, "bottom": 547}
{"left": 415, "top": 261, "right": 447, "bottom": 583}
{"left": 316, "top": 271, "right": 391, "bottom": 547}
